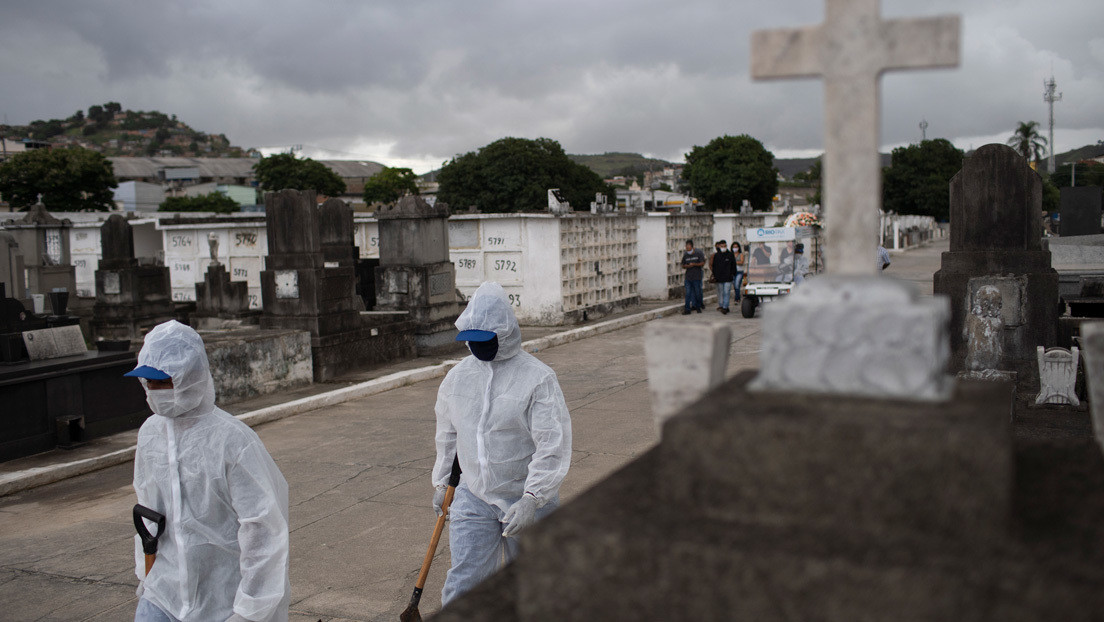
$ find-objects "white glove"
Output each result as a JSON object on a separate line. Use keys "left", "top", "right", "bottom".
{"left": 225, "top": 613, "right": 251, "bottom": 622}
{"left": 501, "top": 493, "right": 539, "bottom": 537}
{"left": 433, "top": 486, "right": 447, "bottom": 517}
{"left": 135, "top": 580, "right": 144, "bottom": 598}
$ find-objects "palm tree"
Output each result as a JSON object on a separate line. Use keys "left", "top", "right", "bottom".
{"left": 1007, "top": 121, "right": 1048, "bottom": 164}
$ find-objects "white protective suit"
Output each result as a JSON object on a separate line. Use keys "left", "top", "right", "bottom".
{"left": 132, "top": 321, "right": 290, "bottom": 622}
{"left": 433, "top": 282, "right": 572, "bottom": 513}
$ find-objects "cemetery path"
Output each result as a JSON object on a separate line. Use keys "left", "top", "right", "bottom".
{"left": 0, "top": 240, "right": 947, "bottom": 621}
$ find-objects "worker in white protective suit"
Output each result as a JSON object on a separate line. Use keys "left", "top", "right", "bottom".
{"left": 433, "top": 282, "right": 572, "bottom": 605}
{"left": 127, "top": 320, "right": 290, "bottom": 622}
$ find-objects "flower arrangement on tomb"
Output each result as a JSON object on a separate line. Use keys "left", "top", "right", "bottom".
{"left": 784, "top": 212, "right": 821, "bottom": 228}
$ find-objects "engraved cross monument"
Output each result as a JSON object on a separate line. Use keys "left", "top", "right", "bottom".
{"left": 748, "top": 1, "right": 960, "bottom": 400}
{"left": 751, "top": 0, "right": 959, "bottom": 274}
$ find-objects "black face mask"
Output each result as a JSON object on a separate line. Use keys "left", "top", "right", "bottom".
{"left": 468, "top": 336, "right": 499, "bottom": 361}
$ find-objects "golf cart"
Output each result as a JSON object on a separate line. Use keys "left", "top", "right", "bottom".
{"left": 740, "top": 225, "right": 822, "bottom": 318}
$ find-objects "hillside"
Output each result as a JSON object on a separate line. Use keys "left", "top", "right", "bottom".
{"left": 0, "top": 102, "right": 255, "bottom": 158}
{"left": 1056, "top": 142, "right": 1104, "bottom": 166}
{"left": 568, "top": 152, "right": 675, "bottom": 178}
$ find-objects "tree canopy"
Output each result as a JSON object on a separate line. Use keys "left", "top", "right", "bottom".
{"left": 253, "top": 152, "right": 346, "bottom": 197}
{"left": 0, "top": 146, "right": 118, "bottom": 211}
{"left": 681, "top": 134, "right": 778, "bottom": 211}
{"left": 159, "top": 192, "right": 240, "bottom": 214}
{"left": 436, "top": 137, "right": 613, "bottom": 213}
{"left": 363, "top": 166, "right": 419, "bottom": 205}
{"left": 881, "top": 138, "right": 964, "bottom": 221}
{"left": 1007, "top": 121, "right": 1047, "bottom": 165}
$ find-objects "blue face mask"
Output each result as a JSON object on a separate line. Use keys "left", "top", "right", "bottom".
{"left": 468, "top": 336, "right": 499, "bottom": 361}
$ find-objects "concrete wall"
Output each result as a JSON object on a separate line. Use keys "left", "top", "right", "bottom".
{"left": 201, "top": 328, "right": 313, "bottom": 404}
{"left": 1048, "top": 234, "right": 1104, "bottom": 268}
{"left": 448, "top": 214, "right": 562, "bottom": 324}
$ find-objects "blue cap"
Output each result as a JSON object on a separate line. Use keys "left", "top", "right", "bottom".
{"left": 124, "top": 365, "right": 171, "bottom": 380}
{"left": 456, "top": 329, "right": 497, "bottom": 342}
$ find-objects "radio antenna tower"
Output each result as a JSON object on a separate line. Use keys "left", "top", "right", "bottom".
{"left": 1043, "top": 75, "right": 1062, "bottom": 173}
{"left": 919, "top": 119, "right": 928, "bottom": 142}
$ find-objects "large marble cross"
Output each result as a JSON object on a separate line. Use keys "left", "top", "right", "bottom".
{"left": 752, "top": 0, "right": 959, "bottom": 275}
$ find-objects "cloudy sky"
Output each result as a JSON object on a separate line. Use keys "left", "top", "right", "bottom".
{"left": 2, "top": 0, "right": 1102, "bottom": 173}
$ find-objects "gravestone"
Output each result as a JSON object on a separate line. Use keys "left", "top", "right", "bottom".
{"left": 644, "top": 322, "right": 730, "bottom": 431}
{"left": 90, "top": 215, "right": 175, "bottom": 342}
{"left": 1059, "top": 186, "right": 1103, "bottom": 237}
{"left": 0, "top": 231, "right": 26, "bottom": 301}
{"left": 2, "top": 203, "right": 76, "bottom": 314}
{"left": 547, "top": 189, "right": 571, "bottom": 214}
{"left": 21, "top": 325, "right": 87, "bottom": 361}
{"left": 933, "top": 144, "right": 1060, "bottom": 384}
{"left": 1082, "top": 322, "right": 1104, "bottom": 451}
{"left": 1035, "top": 346, "right": 1079, "bottom": 406}
{"left": 374, "top": 194, "right": 460, "bottom": 353}
{"left": 260, "top": 189, "right": 415, "bottom": 381}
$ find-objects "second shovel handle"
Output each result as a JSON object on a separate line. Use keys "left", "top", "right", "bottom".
{"left": 416, "top": 484, "right": 456, "bottom": 590}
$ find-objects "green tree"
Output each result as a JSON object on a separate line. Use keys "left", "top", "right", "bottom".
{"left": 436, "top": 137, "right": 613, "bottom": 213}
{"left": 1041, "top": 176, "right": 1061, "bottom": 215}
{"left": 0, "top": 146, "right": 117, "bottom": 211}
{"left": 253, "top": 152, "right": 346, "bottom": 197}
{"left": 882, "top": 138, "right": 964, "bottom": 221}
{"left": 363, "top": 166, "right": 419, "bottom": 204}
{"left": 1007, "top": 121, "right": 1047, "bottom": 165}
{"left": 681, "top": 134, "right": 778, "bottom": 211}
{"left": 87, "top": 105, "right": 107, "bottom": 124}
{"left": 1051, "top": 161, "right": 1104, "bottom": 188}
{"left": 159, "top": 192, "right": 240, "bottom": 214}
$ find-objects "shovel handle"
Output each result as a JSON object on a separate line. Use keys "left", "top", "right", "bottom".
{"left": 416, "top": 485, "right": 455, "bottom": 590}
{"left": 414, "top": 456, "right": 462, "bottom": 591}
{"left": 133, "top": 504, "right": 166, "bottom": 555}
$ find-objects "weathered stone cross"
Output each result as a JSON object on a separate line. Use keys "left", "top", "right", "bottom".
{"left": 752, "top": 0, "right": 959, "bottom": 275}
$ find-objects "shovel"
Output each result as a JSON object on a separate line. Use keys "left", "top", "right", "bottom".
{"left": 400, "top": 455, "right": 462, "bottom": 622}
{"left": 133, "top": 504, "right": 166, "bottom": 576}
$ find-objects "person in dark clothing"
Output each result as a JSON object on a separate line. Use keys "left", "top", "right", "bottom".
{"left": 710, "top": 240, "right": 736, "bottom": 314}
{"left": 681, "top": 239, "right": 706, "bottom": 314}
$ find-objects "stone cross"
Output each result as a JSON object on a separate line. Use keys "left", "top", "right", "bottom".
{"left": 751, "top": 0, "right": 959, "bottom": 275}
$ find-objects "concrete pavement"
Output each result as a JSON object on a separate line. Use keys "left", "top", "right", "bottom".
{"left": 0, "top": 239, "right": 946, "bottom": 621}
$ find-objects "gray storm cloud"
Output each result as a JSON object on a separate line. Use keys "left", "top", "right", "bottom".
{"left": 1, "top": 0, "right": 1101, "bottom": 171}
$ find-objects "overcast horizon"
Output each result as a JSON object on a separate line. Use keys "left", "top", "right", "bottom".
{"left": 3, "top": 1, "right": 1102, "bottom": 174}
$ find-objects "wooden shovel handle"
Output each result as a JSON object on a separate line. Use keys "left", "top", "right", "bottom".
{"left": 144, "top": 553, "right": 156, "bottom": 576}
{"left": 415, "top": 484, "right": 456, "bottom": 590}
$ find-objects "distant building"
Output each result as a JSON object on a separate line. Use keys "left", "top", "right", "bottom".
{"left": 182, "top": 183, "right": 258, "bottom": 207}
{"left": 113, "top": 181, "right": 165, "bottom": 212}
{"left": 0, "top": 137, "right": 51, "bottom": 163}
{"left": 107, "top": 157, "right": 383, "bottom": 202}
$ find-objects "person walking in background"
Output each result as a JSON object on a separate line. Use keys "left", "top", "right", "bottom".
{"left": 709, "top": 239, "right": 736, "bottom": 314}
{"left": 732, "top": 241, "right": 746, "bottom": 303}
{"left": 878, "top": 244, "right": 892, "bottom": 271}
{"left": 681, "top": 239, "right": 706, "bottom": 315}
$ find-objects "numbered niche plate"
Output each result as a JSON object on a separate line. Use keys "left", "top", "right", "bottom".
{"left": 167, "top": 231, "right": 196, "bottom": 254}
{"left": 170, "top": 260, "right": 198, "bottom": 287}
{"left": 230, "top": 229, "right": 265, "bottom": 256}
{"left": 453, "top": 253, "right": 482, "bottom": 285}
{"left": 485, "top": 252, "right": 522, "bottom": 285}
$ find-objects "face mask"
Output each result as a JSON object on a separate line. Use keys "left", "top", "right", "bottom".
{"left": 468, "top": 336, "right": 499, "bottom": 361}
{"left": 146, "top": 388, "right": 180, "bottom": 418}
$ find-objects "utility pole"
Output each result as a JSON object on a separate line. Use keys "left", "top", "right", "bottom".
{"left": 1043, "top": 75, "right": 1062, "bottom": 173}
{"left": 919, "top": 119, "right": 928, "bottom": 142}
